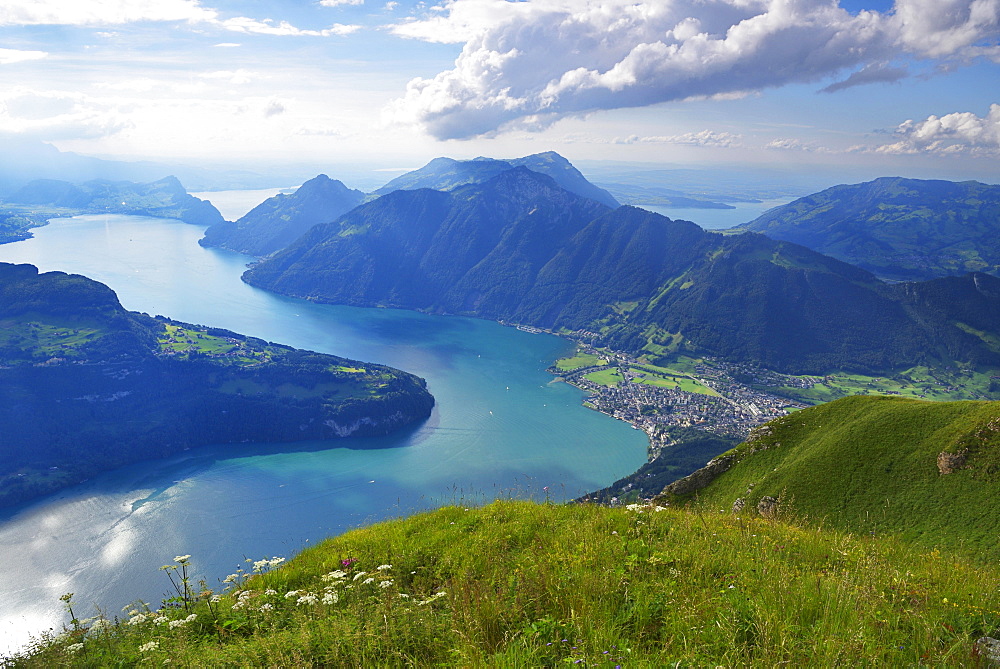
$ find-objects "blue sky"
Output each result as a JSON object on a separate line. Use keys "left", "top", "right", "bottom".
{"left": 0, "top": 0, "right": 997, "bottom": 181}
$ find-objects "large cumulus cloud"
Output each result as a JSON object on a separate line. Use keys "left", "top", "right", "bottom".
{"left": 875, "top": 103, "right": 1000, "bottom": 154}
{"left": 386, "top": 0, "right": 1000, "bottom": 140}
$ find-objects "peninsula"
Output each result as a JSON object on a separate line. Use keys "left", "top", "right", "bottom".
{"left": 0, "top": 262, "right": 434, "bottom": 508}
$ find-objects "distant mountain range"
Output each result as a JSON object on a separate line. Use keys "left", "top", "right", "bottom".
{"left": 198, "top": 151, "right": 619, "bottom": 258}
{"left": 372, "top": 151, "right": 620, "bottom": 209}
{"left": 4, "top": 175, "right": 224, "bottom": 227}
{"left": 741, "top": 177, "right": 1000, "bottom": 281}
{"left": 242, "top": 166, "right": 1000, "bottom": 375}
{"left": 0, "top": 262, "right": 433, "bottom": 508}
{"left": 199, "top": 174, "right": 365, "bottom": 256}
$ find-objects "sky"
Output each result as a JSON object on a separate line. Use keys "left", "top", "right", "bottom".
{"left": 0, "top": 0, "right": 998, "bottom": 182}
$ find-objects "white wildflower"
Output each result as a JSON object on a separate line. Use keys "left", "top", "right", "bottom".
{"left": 127, "top": 613, "right": 148, "bottom": 625}
{"left": 185, "top": 614, "right": 197, "bottom": 622}
{"left": 284, "top": 590, "right": 301, "bottom": 599}
{"left": 168, "top": 619, "right": 185, "bottom": 629}
{"left": 174, "top": 554, "right": 191, "bottom": 563}
{"left": 418, "top": 591, "right": 447, "bottom": 605}
{"left": 321, "top": 592, "right": 339, "bottom": 605}
{"left": 139, "top": 641, "right": 159, "bottom": 652}
{"left": 322, "top": 570, "right": 348, "bottom": 582}
{"left": 398, "top": 593, "right": 410, "bottom": 599}
{"left": 379, "top": 580, "right": 394, "bottom": 589}
{"left": 297, "top": 593, "right": 318, "bottom": 606}
{"left": 352, "top": 571, "right": 367, "bottom": 581}
{"left": 210, "top": 595, "right": 222, "bottom": 603}
{"left": 89, "top": 618, "right": 110, "bottom": 632}
{"left": 66, "top": 643, "right": 84, "bottom": 653}
{"left": 153, "top": 616, "right": 168, "bottom": 625}
{"left": 264, "top": 589, "right": 277, "bottom": 596}
{"left": 269, "top": 557, "right": 285, "bottom": 567}
{"left": 362, "top": 577, "right": 375, "bottom": 585}
{"left": 376, "top": 564, "right": 392, "bottom": 571}
{"left": 259, "top": 603, "right": 274, "bottom": 612}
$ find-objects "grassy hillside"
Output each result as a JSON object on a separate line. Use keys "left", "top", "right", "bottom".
{"left": 658, "top": 395, "right": 1000, "bottom": 560}
{"left": 9, "top": 499, "right": 1000, "bottom": 666}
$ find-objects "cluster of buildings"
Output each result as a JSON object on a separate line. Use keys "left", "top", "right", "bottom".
{"left": 554, "top": 350, "right": 807, "bottom": 451}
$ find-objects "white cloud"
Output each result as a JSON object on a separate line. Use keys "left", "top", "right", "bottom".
{"left": 221, "top": 16, "right": 360, "bottom": 36}
{"left": 892, "top": 0, "right": 1000, "bottom": 58}
{"left": 320, "top": 0, "right": 364, "bottom": 6}
{"left": 386, "top": 0, "right": 1000, "bottom": 140}
{"left": 876, "top": 104, "right": 1000, "bottom": 154}
{"left": 213, "top": 42, "right": 241, "bottom": 47}
{"left": 261, "top": 97, "right": 289, "bottom": 117}
{"left": 0, "top": 89, "right": 130, "bottom": 139}
{"left": 199, "top": 69, "right": 256, "bottom": 84}
{"left": 0, "top": 48, "right": 47, "bottom": 65}
{"left": 0, "top": 0, "right": 217, "bottom": 26}
{"left": 618, "top": 130, "right": 744, "bottom": 147}
{"left": 0, "top": 1, "right": 360, "bottom": 38}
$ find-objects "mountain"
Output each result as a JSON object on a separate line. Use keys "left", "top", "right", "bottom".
{"left": 657, "top": 394, "right": 1000, "bottom": 561}
{"left": 243, "top": 167, "right": 1000, "bottom": 375}
{"left": 0, "top": 262, "right": 434, "bottom": 508}
{"left": 199, "top": 174, "right": 365, "bottom": 256}
{"left": 741, "top": 177, "right": 1000, "bottom": 281}
{"left": 4, "top": 176, "right": 224, "bottom": 227}
{"left": 373, "top": 151, "right": 620, "bottom": 209}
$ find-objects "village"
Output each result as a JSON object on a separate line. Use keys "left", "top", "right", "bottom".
{"left": 551, "top": 345, "right": 809, "bottom": 455}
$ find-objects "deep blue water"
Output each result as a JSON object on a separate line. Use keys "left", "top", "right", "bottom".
{"left": 0, "top": 213, "right": 647, "bottom": 652}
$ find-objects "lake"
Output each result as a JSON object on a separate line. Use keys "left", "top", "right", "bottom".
{"left": 0, "top": 213, "right": 648, "bottom": 653}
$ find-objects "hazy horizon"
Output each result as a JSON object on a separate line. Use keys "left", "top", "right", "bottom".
{"left": 0, "top": 0, "right": 996, "bottom": 186}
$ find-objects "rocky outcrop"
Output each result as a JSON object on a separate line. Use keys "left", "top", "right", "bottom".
{"left": 937, "top": 450, "right": 967, "bottom": 475}
{"left": 655, "top": 454, "right": 736, "bottom": 500}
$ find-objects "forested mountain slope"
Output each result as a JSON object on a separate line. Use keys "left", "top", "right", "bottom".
{"left": 244, "top": 168, "right": 1000, "bottom": 374}
{"left": 199, "top": 174, "right": 365, "bottom": 256}
{"left": 742, "top": 177, "right": 1000, "bottom": 281}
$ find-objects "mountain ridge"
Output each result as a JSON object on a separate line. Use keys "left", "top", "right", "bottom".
{"left": 243, "top": 167, "right": 1000, "bottom": 375}
{"left": 740, "top": 176, "right": 1000, "bottom": 281}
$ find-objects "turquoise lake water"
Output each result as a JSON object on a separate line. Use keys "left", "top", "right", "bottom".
{"left": 0, "top": 213, "right": 648, "bottom": 652}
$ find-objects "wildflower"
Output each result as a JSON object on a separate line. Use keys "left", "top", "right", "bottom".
{"left": 264, "top": 589, "right": 277, "bottom": 596}
{"left": 376, "top": 564, "right": 392, "bottom": 571}
{"left": 210, "top": 595, "right": 222, "bottom": 603}
{"left": 363, "top": 577, "right": 376, "bottom": 585}
{"left": 168, "top": 619, "right": 185, "bottom": 629}
{"left": 174, "top": 555, "right": 191, "bottom": 563}
{"left": 153, "top": 616, "right": 168, "bottom": 625}
{"left": 352, "top": 571, "right": 367, "bottom": 581}
{"left": 284, "top": 590, "right": 301, "bottom": 599}
{"left": 297, "top": 594, "right": 319, "bottom": 606}
{"left": 185, "top": 614, "right": 197, "bottom": 622}
{"left": 269, "top": 557, "right": 285, "bottom": 567}
{"left": 66, "top": 643, "right": 84, "bottom": 653}
{"left": 341, "top": 558, "right": 357, "bottom": 568}
{"left": 379, "top": 580, "right": 394, "bottom": 589}
{"left": 139, "top": 641, "right": 159, "bottom": 652}
{"left": 321, "top": 570, "right": 348, "bottom": 582}
{"left": 89, "top": 618, "right": 110, "bottom": 633}
{"left": 321, "top": 592, "right": 339, "bottom": 605}
{"left": 127, "top": 613, "right": 148, "bottom": 626}
{"left": 398, "top": 593, "right": 410, "bottom": 599}
{"left": 259, "top": 602, "right": 274, "bottom": 612}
